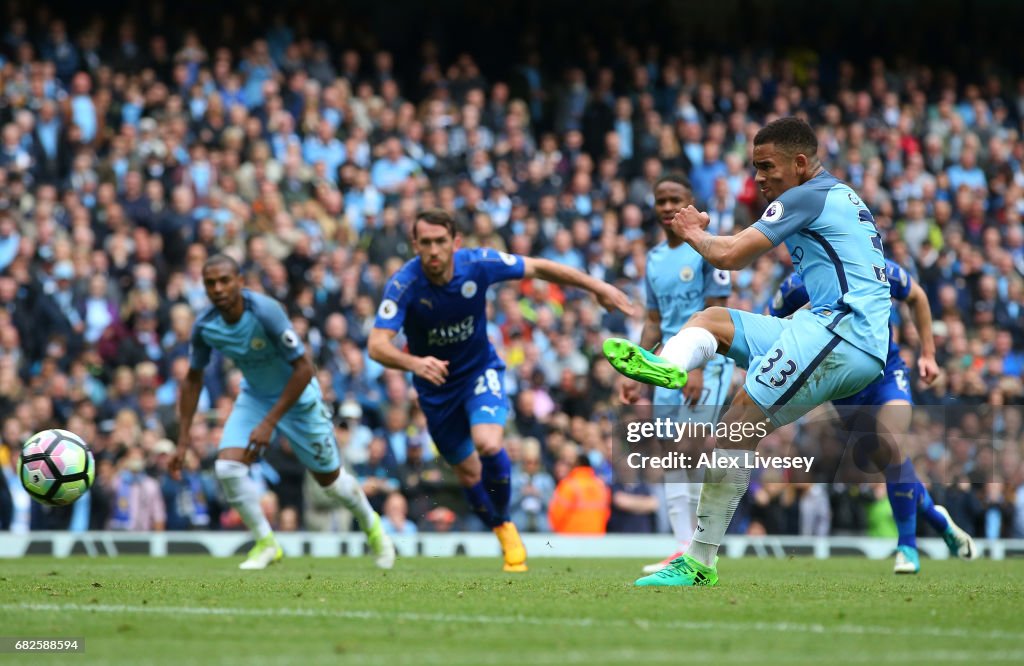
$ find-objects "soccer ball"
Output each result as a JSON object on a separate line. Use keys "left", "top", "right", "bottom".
{"left": 19, "top": 429, "right": 96, "bottom": 506}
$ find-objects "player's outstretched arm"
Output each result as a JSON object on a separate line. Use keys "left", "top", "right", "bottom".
{"left": 671, "top": 206, "right": 774, "bottom": 270}
{"left": 368, "top": 327, "right": 449, "bottom": 386}
{"left": 905, "top": 281, "right": 939, "bottom": 384}
{"left": 521, "top": 257, "right": 635, "bottom": 316}
{"left": 172, "top": 368, "right": 205, "bottom": 477}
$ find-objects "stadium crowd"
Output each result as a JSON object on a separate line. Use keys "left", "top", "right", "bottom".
{"left": 0, "top": 6, "right": 1023, "bottom": 542}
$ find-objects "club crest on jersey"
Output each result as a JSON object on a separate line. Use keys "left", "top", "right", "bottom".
{"left": 761, "top": 201, "right": 784, "bottom": 223}
{"left": 250, "top": 337, "right": 266, "bottom": 350}
{"left": 378, "top": 299, "right": 398, "bottom": 320}
{"left": 498, "top": 252, "right": 517, "bottom": 266}
{"left": 679, "top": 267, "right": 695, "bottom": 282}
{"left": 461, "top": 280, "right": 478, "bottom": 298}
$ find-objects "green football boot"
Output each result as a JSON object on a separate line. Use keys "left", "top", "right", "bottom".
{"left": 239, "top": 533, "right": 283, "bottom": 570}
{"left": 635, "top": 554, "right": 719, "bottom": 587}
{"left": 602, "top": 338, "right": 688, "bottom": 389}
{"left": 367, "top": 514, "right": 397, "bottom": 569}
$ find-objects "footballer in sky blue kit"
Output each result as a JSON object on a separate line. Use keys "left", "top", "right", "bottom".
{"left": 173, "top": 254, "right": 395, "bottom": 571}
{"left": 604, "top": 118, "right": 896, "bottom": 586}
{"left": 369, "top": 208, "right": 632, "bottom": 572}
{"left": 770, "top": 260, "right": 976, "bottom": 573}
{"left": 622, "top": 173, "right": 735, "bottom": 574}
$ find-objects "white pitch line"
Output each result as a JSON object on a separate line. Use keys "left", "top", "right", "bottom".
{"left": 3, "top": 603, "right": 1024, "bottom": 644}
{"left": 364, "top": 650, "right": 1024, "bottom": 666}
{"left": 243, "top": 648, "right": 1024, "bottom": 666}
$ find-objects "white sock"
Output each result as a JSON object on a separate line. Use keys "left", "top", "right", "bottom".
{"left": 215, "top": 459, "right": 273, "bottom": 540}
{"left": 323, "top": 469, "right": 377, "bottom": 533}
{"left": 661, "top": 327, "right": 717, "bottom": 371}
{"left": 663, "top": 468, "right": 699, "bottom": 543}
{"left": 686, "top": 449, "right": 752, "bottom": 567}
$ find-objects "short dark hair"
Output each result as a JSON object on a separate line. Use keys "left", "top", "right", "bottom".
{"left": 654, "top": 171, "right": 693, "bottom": 192}
{"left": 753, "top": 117, "right": 818, "bottom": 158}
{"left": 202, "top": 254, "right": 241, "bottom": 275}
{"left": 413, "top": 208, "right": 457, "bottom": 239}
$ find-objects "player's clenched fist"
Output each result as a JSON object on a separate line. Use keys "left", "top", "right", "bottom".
{"left": 918, "top": 356, "right": 940, "bottom": 385}
{"left": 670, "top": 205, "right": 711, "bottom": 239}
{"left": 413, "top": 356, "right": 450, "bottom": 386}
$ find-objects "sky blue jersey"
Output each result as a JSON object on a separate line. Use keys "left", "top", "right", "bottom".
{"left": 646, "top": 241, "right": 731, "bottom": 341}
{"left": 752, "top": 170, "right": 889, "bottom": 363}
{"left": 374, "top": 248, "right": 525, "bottom": 392}
{"left": 189, "top": 290, "right": 320, "bottom": 403}
{"left": 769, "top": 259, "right": 913, "bottom": 362}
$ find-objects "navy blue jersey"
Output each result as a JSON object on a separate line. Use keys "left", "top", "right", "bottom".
{"left": 190, "top": 290, "right": 320, "bottom": 404}
{"left": 374, "top": 248, "right": 525, "bottom": 392}
{"left": 769, "top": 259, "right": 913, "bottom": 362}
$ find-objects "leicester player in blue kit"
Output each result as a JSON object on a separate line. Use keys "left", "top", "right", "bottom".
{"left": 368, "top": 209, "right": 633, "bottom": 572}
{"left": 172, "top": 255, "right": 395, "bottom": 570}
{"left": 605, "top": 117, "right": 892, "bottom": 586}
{"left": 618, "top": 173, "right": 735, "bottom": 574}
{"left": 770, "top": 261, "right": 976, "bottom": 573}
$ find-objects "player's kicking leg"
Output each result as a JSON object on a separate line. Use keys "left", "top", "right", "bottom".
{"left": 607, "top": 307, "right": 882, "bottom": 586}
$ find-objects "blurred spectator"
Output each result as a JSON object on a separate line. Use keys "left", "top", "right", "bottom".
{"left": 606, "top": 470, "right": 660, "bottom": 534}
{"left": 354, "top": 436, "right": 401, "bottom": 513}
{"left": 158, "top": 444, "right": 215, "bottom": 531}
{"left": 381, "top": 492, "right": 418, "bottom": 536}
{"left": 336, "top": 400, "right": 374, "bottom": 466}
{"left": 510, "top": 437, "right": 555, "bottom": 532}
{"left": 106, "top": 446, "right": 166, "bottom": 531}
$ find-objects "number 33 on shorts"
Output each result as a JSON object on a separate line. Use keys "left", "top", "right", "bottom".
{"left": 755, "top": 348, "right": 799, "bottom": 389}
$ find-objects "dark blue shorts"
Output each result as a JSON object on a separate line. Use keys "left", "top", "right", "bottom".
{"left": 418, "top": 367, "right": 509, "bottom": 465}
{"left": 833, "top": 352, "right": 913, "bottom": 407}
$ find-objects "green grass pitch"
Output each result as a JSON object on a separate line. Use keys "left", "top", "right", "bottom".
{"left": 1, "top": 556, "right": 1022, "bottom": 665}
